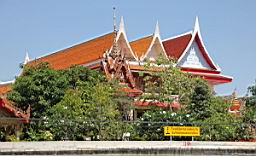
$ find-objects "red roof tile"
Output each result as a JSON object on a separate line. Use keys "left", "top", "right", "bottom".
{"left": 120, "top": 87, "right": 143, "bottom": 97}
{"left": 0, "top": 84, "right": 12, "bottom": 96}
{"left": 0, "top": 98, "right": 30, "bottom": 123}
{"left": 134, "top": 101, "right": 181, "bottom": 109}
{"left": 130, "top": 36, "right": 153, "bottom": 59}
{"left": 28, "top": 33, "right": 115, "bottom": 70}
{"left": 162, "top": 33, "right": 192, "bottom": 59}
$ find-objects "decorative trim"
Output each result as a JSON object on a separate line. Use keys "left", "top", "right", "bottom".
{"left": 0, "top": 80, "right": 15, "bottom": 86}
{"left": 162, "top": 31, "right": 193, "bottom": 42}
{"left": 177, "top": 16, "right": 220, "bottom": 71}
{"left": 181, "top": 67, "right": 221, "bottom": 74}
{"left": 115, "top": 16, "right": 138, "bottom": 60}
{"left": 140, "top": 22, "right": 168, "bottom": 61}
{"left": 184, "top": 71, "right": 233, "bottom": 80}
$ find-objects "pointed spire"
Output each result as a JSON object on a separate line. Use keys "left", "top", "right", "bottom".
{"left": 113, "top": 7, "right": 117, "bottom": 38}
{"left": 110, "top": 7, "right": 121, "bottom": 59}
{"left": 119, "top": 16, "right": 125, "bottom": 32}
{"left": 232, "top": 88, "right": 237, "bottom": 99}
{"left": 154, "top": 21, "right": 160, "bottom": 36}
{"left": 24, "top": 51, "right": 30, "bottom": 64}
{"left": 194, "top": 16, "right": 200, "bottom": 33}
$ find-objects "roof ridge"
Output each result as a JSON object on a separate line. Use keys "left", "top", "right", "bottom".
{"left": 0, "top": 80, "right": 14, "bottom": 86}
{"left": 162, "top": 31, "right": 192, "bottom": 42}
{"left": 130, "top": 34, "right": 153, "bottom": 43}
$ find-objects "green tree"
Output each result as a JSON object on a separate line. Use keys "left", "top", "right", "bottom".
{"left": 199, "top": 97, "right": 241, "bottom": 141}
{"left": 46, "top": 89, "right": 85, "bottom": 140}
{"left": 242, "top": 80, "right": 256, "bottom": 140}
{"left": 78, "top": 81, "right": 121, "bottom": 140}
{"left": 187, "top": 78, "right": 213, "bottom": 121}
{"left": 246, "top": 80, "right": 256, "bottom": 107}
{"left": 138, "top": 58, "right": 242, "bottom": 141}
{"left": 134, "top": 58, "right": 199, "bottom": 140}
{"left": 47, "top": 82, "right": 124, "bottom": 140}
{"left": 141, "top": 58, "right": 195, "bottom": 106}
{"left": 132, "top": 107, "right": 189, "bottom": 141}
{"left": 7, "top": 63, "right": 129, "bottom": 141}
{"left": 8, "top": 63, "right": 69, "bottom": 118}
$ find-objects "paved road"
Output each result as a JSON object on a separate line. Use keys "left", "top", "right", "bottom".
{"left": 0, "top": 141, "right": 256, "bottom": 155}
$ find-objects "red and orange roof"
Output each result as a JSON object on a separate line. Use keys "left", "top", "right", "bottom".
{"left": 28, "top": 32, "right": 115, "bottom": 70}
{"left": 0, "top": 97, "right": 30, "bottom": 123}
{"left": 0, "top": 84, "right": 12, "bottom": 96}
{"left": 163, "top": 33, "right": 192, "bottom": 60}
{"left": 130, "top": 35, "right": 153, "bottom": 59}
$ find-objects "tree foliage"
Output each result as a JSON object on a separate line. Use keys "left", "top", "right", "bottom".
{"left": 187, "top": 78, "right": 213, "bottom": 121}
{"left": 199, "top": 97, "right": 242, "bottom": 141}
{"left": 136, "top": 58, "right": 242, "bottom": 141}
{"left": 141, "top": 58, "right": 195, "bottom": 106}
{"left": 5, "top": 60, "right": 253, "bottom": 141}
{"left": 8, "top": 63, "right": 68, "bottom": 118}
{"left": 7, "top": 63, "right": 126, "bottom": 141}
{"left": 133, "top": 108, "right": 189, "bottom": 141}
{"left": 242, "top": 80, "right": 256, "bottom": 140}
{"left": 246, "top": 80, "right": 256, "bottom": 107}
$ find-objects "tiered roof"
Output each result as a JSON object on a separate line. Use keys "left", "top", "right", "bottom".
{"left": 2, "top": 16, "right": 232, "bottom": 87}
{"left": 0, "top": 16, "right": 234, "bottom": 121}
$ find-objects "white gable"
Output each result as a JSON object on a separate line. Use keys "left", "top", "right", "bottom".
{"left": 115, "top": 16, "right": 137, "bottom": 60}
{"left": 143, "top": 38, "right": 166, "bottom": 61}
{"left": 177, "top": 40, "right": 212, "bottom": 70}
{"left": 117, "top": 33, "right": 135, "bottom": 60}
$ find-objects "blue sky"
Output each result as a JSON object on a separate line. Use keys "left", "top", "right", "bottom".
{"left": 0, "top": 0, "right": 255, "bottom": 96}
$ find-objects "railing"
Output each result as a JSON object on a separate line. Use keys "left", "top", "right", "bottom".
{"left": 0, "top": 117, "right": 255, "bottom": 142}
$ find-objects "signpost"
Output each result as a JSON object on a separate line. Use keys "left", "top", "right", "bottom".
{"left": 164, "top": 126, "right": 200, "bottom": 137}
{"left": 164, "top": 126, "right": 200, "bottom": 145}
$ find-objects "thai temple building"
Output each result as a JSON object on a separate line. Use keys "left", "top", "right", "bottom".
{"left": 27, "top": 17, "right": 232, "bottom": 85}
{"left": 0, "top": 16, "right": 233, "bottom": 122}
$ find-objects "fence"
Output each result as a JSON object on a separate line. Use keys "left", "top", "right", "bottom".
{"left": 0, "top": 117, "right": 255, "bottom": 142}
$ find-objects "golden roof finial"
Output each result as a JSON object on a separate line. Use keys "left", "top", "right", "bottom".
{"left": 110, "top": 7, "right": 121, "bottom": 59}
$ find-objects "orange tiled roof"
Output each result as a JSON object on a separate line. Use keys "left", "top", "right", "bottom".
{"left": 130, "top": 36, "right": 153, "bottom": 59}
{"left": 28, "top": 32, "right": 115, "bottom": 70}
{"left": 0, "top": 84, "right": 12, "bottom": 96}
{"left": 163, "top": 33, "right": 192, "bottom": 59}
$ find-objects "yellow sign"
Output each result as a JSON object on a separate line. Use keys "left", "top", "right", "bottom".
{"left": 164, "top": 126, "right": 200, "bottom": 137}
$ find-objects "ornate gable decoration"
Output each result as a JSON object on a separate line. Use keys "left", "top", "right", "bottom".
{"left": 116, "top": 16, "right": 137, "bottom": 61}
{"left": 176, "top": 17, "right": 220, "bottom": 71}
{"left": 102, "top": 47, "right": 136, "bottom": 88}
{"left": 140, "top": 22, "right": 168, "bottom": 62}
{"left": 0, "top": 97, "right": 30, "bottom": 124}
{"left": 177, "top": 40, "right": 211, "bottom": 69}
{"left": 102, "top": 24, "right": 136, "bottom": 88}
